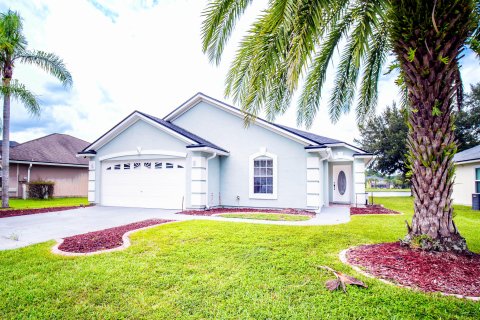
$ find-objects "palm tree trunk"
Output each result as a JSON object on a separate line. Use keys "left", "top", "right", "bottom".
{"left": 2, "top": 79, "right": 10, "bottom": 208}
{"left": 390, "top": 0, "right": 474, "bottom": 252}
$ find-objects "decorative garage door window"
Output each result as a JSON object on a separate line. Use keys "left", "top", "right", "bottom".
{"left": 253, "top": 157, "right": 274, "bottom": 194}
{"left": 337, "top": 170, "right": 347, "bottom": 195}
{"left": 104, "top": 161, "right": 186, "bottom": 172}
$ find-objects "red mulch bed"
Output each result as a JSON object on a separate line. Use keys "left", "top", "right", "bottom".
{"left": 58, "top": 219, "right": 173, "bottom": 253}
{"left": 350, "top": 204, "right": 400, "bottom": 215}
{"left": 178, "top": 207, "right": 316, "bottom": 217}
{"left": 347, "top": 242, "right": 480, "bottom": 297}
{"left": 0, "top": 205, "right": 92, "bottom": 219}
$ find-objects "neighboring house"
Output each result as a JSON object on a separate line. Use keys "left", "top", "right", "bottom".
{"left": 366, "top": 175, "right": 391, "bottom": 189}
{"left": 453, "top": 145, "right": 480, "bottom": 206}
{"left": 1, "top": 134, "right": 89, "bottom": 198}
{"left": 79, "top": 93, "right": 373, "bottom": 211}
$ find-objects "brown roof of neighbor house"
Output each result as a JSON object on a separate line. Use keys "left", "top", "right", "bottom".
{"left": 8, "top": 133, "right": 90, "bottom": 166}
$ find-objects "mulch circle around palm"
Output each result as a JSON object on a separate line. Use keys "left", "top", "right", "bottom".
{"left": 58, "top": 219, "right": 173, "bottom": 253}
{"left": 350, "top": 205, "right": 400, "bottom": 215}
{"left": 346, "top": 242, "right": 480, "bottom": 298}
{"left": 178, "top": 207, "right": 316, "bottom": 217}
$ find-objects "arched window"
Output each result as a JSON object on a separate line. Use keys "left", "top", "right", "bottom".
{"left": 249, "top": 150, "right": 277, "bottom": 199}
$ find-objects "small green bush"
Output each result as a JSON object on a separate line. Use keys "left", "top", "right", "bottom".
{"left": 28, "top": 180, "right": 55, "bottom": 199}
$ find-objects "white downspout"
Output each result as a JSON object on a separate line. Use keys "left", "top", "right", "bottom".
{"left": 25, "top": 163, "right": 33, "bottom": 200}
{"left": 205, "top": 153, "right": 217, "bottom": 209}
{"left": 27, "top": 163, "right": 33, "bottom": 183}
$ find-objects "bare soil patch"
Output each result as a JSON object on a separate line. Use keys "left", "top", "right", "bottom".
{"left": 58, "top": 219, "right": 173, "bottom": 253}
{"left": 350, "top": 205, "right": 400, "bottom": 215}
{"left": 178, "top": 207, "right": 316, "bottom": 217}
{"left": 0, "top": 205, "right": 91, "bottom": 219}
{"left": 346, "top": 242, "right": 480, "bottom": 297}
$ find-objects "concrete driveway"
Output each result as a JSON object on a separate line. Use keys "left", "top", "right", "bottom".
{"left": 0, "top": 206, "right": 180, "bottom": 250}
{"left": 0, "top": 205, "right": 350, "bottom": 250}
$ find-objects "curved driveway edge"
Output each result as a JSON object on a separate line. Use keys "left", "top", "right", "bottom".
{"left": 0, "top": 206, "right": 349, "bottom": 251}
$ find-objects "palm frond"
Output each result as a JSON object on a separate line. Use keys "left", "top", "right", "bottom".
{"left": 297, "top": 4, "right": 355, "bottom": 128}
{"left": 201, "top": 0, "right": 254, "bottom": 65}
{"left": 0, "top": 10, "right": 27, "bottom": 57}
{"left": 1, "top": 80, "right": 40, "bottom": 116}
{"left": 357, "top": 20, "right": 390, "bottom": 123}
{"left": 328, "top": 0, "right": 386, "bottom": 123}
{"left": 17, "top": 50, "right": 72, "bottom": 87}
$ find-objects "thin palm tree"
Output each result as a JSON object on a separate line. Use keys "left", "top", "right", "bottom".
{"left": 202, "top": 0, "right": 480, "bottom": 252}
{"left": 0, "top": 10, "right": 72, "bottom": 208}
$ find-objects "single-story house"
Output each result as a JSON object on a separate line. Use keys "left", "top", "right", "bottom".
{"left": 453, "top": 145, "right": 480, "bottom": 206}
{"left": 79, "top": 93, "right": 373, "bottom": 211}
{"left": 2, "top": 133, "right": 89, "bottom": 198}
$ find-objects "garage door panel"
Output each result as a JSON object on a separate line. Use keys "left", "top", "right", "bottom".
{"left": 101, "top": 159, "right": 185, "bottom": 209}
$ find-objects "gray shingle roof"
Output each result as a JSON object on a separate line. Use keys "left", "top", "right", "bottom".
{"left": 136, "top": 111, "right": 229, "bottom": 153}
{"left": 453, "top": 145, "right": 480, "bottom": 163}
{"left": 274, "top": 124, "right": 342, "bottom": 145}
{"left": 9, "top": 134, "right": 89, "bottom": 166}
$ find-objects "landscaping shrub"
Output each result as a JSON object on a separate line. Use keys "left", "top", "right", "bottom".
{"left": 28, "top": 180, "right": 55, "bottom": 199}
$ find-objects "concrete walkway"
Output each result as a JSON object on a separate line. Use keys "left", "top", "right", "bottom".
{"left": 0, "top": 206, "right": 350, "bottom": 250}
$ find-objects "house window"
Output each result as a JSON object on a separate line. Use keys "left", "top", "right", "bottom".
{"left": 166, "top": 163, "right": 174, "bottom": 169}
{"left": 155, "top": 162, "right": 162, "bottom": 169}
{"left": 249, "top": 150, "right": 277, "bottom": 199}
{"left": 144, "top": 162, "right": 151, "bottom": 169}
{"left": 253, "top": 157, "right": 273, "bottom": 194}
{"left": 114, "top": 164, "right": 121, "bottom": 170}
{"left": 134, "top": 162, "right": 141, "bottom": 169}
{"left": 123, "top": 163, "right": 130, "bottom": 170}
{"left": 476, "top": 168, "right": 480, "bottom": 193}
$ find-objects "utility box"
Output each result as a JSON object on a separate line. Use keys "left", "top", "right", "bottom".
{"left": 472, "top": 194, "right": 480, "bottom": 211}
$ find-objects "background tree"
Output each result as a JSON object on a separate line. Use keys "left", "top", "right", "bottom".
{"left": 355, "top": 103, "right": 409, "bottom": 180}
{"left": 356, "top": 86, "right": 480, "bottom": 182}
{"left": 0, "top": 10, "right": 72, "bottom": 208}
{"left": 202, "top": 0, "right": 480, "bottom": 252}
{"left": 455, "top": 83, "right": 480, "bottom": 151}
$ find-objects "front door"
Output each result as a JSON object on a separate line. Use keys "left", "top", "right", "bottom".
{"left": 332, "top": 164, "right": 351, "bottom": 203}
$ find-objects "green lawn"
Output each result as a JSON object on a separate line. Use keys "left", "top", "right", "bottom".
{"left": 218, "top": 213, "right": 311, "bottom": 221}
{"left": 1, "top": 197, "right": 88, "bottom": 210}
{"left": 1, "top": 197, "right": 479, "bottom": 319}
{"left": 366, "top": 188, "right": 411, "bottom": 192}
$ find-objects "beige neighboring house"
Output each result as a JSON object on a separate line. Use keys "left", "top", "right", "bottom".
{"left": 1, "top": 134, "right": 89, "bottom": 198}
{"left": 452, "top": 145, "right": 480, "bottom": 206}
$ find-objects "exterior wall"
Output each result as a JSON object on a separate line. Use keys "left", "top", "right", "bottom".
{"left": 29, "top": 165, "right": 88, "bottom": 197}
{"left": 4, "top": 163, "right": 87, "bottom": 198}
{"left": 173, "top": 101, "right": 310, "bottom": 209}
{"left": 92, "top": 119, "right": 190, "bottom": 205}
{"left": 453, "top": 162, "right": 479, "bottom": 206}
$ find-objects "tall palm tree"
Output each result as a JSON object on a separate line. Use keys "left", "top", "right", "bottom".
{"left": 0, "top": 10, "right": 72, "bottom": 208}
{"left": 202, "top": 0, "right": 480, "bottom": 252}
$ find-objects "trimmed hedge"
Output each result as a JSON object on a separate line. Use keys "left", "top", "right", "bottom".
{"left": 28, "top": 180, "right": 55, "bottom": 199}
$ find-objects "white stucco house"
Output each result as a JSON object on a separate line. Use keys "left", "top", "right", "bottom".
{"left": 453, "top": 145, "right": 480, "bottom": 206}
{"left": 78, "top": 93, "right": 373, "bottom": 211}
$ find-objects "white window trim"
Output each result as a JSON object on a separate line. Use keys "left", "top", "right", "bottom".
{"left": 249, "top": 150, "right": 278, "bottom": 199}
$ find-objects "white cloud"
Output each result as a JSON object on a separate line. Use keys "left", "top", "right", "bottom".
{"left": 2, "top": 0, "right": 479, "bottom": 145}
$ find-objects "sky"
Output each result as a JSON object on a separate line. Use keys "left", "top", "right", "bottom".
{"left": 1, "top": 0, "right": 479, "bottom": 145}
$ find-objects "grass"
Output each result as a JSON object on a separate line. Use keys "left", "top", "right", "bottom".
{"left": 366, "top": 188, "right": 411, "bottom": 192}
{"left": 218, "top": 213, "right": 311, "bottom": 221}
{"left": 0, "top": 197, "right": 479, "bottom": 319}
{"left": 1, "top": 197, "right": 88, "bottom": 210}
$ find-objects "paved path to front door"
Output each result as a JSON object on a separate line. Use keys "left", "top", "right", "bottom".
{"left": 0, "top": 206, "right": 350, "bottom": 250}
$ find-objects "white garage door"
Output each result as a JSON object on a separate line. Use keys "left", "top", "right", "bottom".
{"left": 101, "top": 159, "right": 186, "bottom": 209}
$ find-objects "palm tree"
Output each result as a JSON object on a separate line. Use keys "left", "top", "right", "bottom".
{"left": 0, "top": 10, "right": 72, "bottom": 208}
{"left": 202, "top": 0, "right": 480, "bottom": 252}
